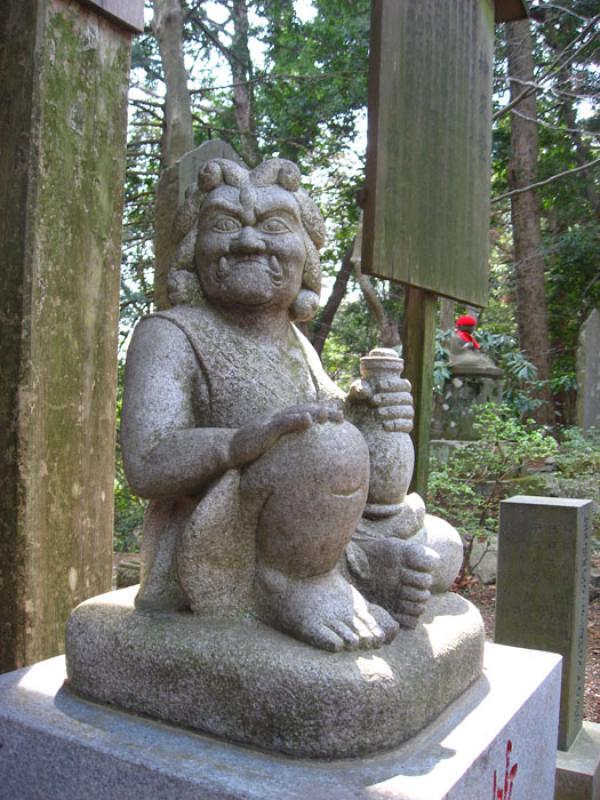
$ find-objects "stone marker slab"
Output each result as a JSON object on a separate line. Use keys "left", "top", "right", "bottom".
{"left": 495, "top": 496, "right": 593, "bottom": 751}
{"left": 556, "top": 721, "right": 600, "bottom": 800}
{"left": 577, "top": 309, "right": 600, "bottom": 432}
{"left": 0, "top": 644, "right": 560, "bottom": 800}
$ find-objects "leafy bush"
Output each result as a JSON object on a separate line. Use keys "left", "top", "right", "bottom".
{"left": 428, "top": 403, "right": 558, "bottom": 577}
{"left": 554, "top": 426, "right": 600, "bottom": 479}
{"left": 114, "top": 451, "right": 145, "bottom": 553}
{"left": 114, "top": 363, "right": 145, "bottom": 553}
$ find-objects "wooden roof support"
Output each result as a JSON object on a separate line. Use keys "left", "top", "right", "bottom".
{"left": 494, "top": 0, "right": 528, "bottom": 23}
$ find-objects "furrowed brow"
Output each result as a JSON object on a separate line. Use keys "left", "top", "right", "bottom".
{"left": 202, "top": 200, "right": 243, "bottom": 217}
{"left": 257, "top": 205, "right": 301, "bottom": 221}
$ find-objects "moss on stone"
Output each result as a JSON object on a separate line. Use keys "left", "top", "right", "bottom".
{"left": 1, "top": 1, "right": 132, "bottom": 667}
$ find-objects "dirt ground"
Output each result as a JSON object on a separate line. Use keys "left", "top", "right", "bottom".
{"left": 460, "top": 563, "right": 600, "bottom": 724}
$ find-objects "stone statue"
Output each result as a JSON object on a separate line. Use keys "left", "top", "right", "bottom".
{"left": 447, "top": 314, "right": 502, "bottom": 378}
{"left": 122, "top": 157, "right": 453, "bottom": 650}
{"left": 431, "top": 314, "right": 503, "bottom": 440}
{"left": 66, "top": 156, "right": 484, "bottom": 758}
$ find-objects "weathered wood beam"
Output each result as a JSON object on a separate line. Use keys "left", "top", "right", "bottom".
{"left": 403, "top": 287, "right": 437, "bottom": 499}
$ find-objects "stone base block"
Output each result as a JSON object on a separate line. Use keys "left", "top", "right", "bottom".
{"left": 65, "top": 587, "right": 485, "bottom": 758}
{"left": 556, "top": 722, "right": 600, "bottom": 799}
{"left": 0, "top": 644, "right": 560, "bottom": 800}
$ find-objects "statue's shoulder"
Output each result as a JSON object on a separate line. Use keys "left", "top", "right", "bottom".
{"left": 140, "top": 302, "right": 224, "bottom": 342}
{"left": 150, "top": 303, "right": 208, "bottom": 326}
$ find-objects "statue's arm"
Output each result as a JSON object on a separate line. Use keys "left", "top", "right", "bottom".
{"left": 121, "top": 317, "right": 236, "bottom": 498}
{"left": 121, "top": 317, "right": 338, "bottom": 499}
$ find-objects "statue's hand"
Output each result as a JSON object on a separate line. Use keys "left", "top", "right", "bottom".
{"left": 350, "top": 537, "right": 437, "bottom": 629}
{"left": 393, "top": 541, "right": 439, "bottom": 629}
{"left": 229, "top": 403, "right": 343, "bottom": 467}
{"left": 347, "top": 376, "right": 414, "bottom": 433}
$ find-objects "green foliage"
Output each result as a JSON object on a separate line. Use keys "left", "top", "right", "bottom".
{"left": 429, "top": 406, "right": 600, "bottom": 574}
{"left": 546, "top": 226, "right": 600, "bottom": 383}
{"left": 114, "top": 463, "right": 145, "bottom": 553}
{"left": 114, "top": 363, "right": 145, "bottom": 552}
{"left": 554, "top": 426, "right": 600, "bottom": 479}
{"left": 258, "top": 0, "right": 370, "bottom": 167}
{"left": 320, "top": 281, "right": 404, "bottom": 388}
{"left": 551, "top": 426, "right": 600, "bottom": 545}
{"left": 428, "top": 404, "right": 558, "bottom": 557}
{"left": 489, "top": 4, "right": 599, "bottom": 411}
{"left": 433, "top": 330, "right": 452, "bottom": 392}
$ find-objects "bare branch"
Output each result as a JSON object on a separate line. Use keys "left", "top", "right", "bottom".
{"left": 510, "top": 107, "right": 600, "bottom": 137}
{"left": 492, "top": 157, "right": 600, "bottom": 204}
{"left": 531, "top": 3, "right": 590, "bottom": 22}
{"left": 310, "top": 245, "right": 353, "bottom": 355}
{"left": 351, "top": 215, "right": 400, "bottom": 348}
{"left": 189, "top": 70, "right": 354, "bottom": 94}
{"left": 127, "top": 138, "right": 161, "bottom": 147}
{"left": 493, "top": 16, "right": 600, "bottom": 121}
{"left": 506, "top": 75, "right": 600, "bottom": 102}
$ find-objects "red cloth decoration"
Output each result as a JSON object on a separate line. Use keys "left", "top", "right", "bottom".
{"left": 456, "top": 330, "right": 481, "bottom": 349}
{"left": 455, "top": 314, "right": 478, "bottom": 327}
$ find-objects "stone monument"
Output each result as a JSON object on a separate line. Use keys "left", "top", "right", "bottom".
{"left": 65, "top": 157, "right": 486, "bottom": 758}
{"left": 577, "top": 308, "right": 600, "bottom": 432}
{"left": 495, "top": 495, "right": 600, "bottom": 798}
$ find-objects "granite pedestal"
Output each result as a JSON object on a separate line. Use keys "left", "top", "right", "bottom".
{"left": 65, "top": 587, "right": 485, "bottom": 758}
{"left": 556, "top": 722, "right": 600, "bottom": 799}
{"left": 0, "top": 643, "right": 560, "bottom": 800}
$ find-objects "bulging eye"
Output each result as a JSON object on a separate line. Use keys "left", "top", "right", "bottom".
{"left": 213, "top": 216, "right": 241, "bottom": 233}
{"left": 260, "top": 217, "right": 290, "bottom": 234}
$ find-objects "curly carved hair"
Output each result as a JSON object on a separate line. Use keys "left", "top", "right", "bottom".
{"left": 168, "top": 158, "right": 325, "bottom": 322}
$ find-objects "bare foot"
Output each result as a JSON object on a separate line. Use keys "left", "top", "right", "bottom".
{"left": 255, "top": 565, "right": 399, "bottom": 652}
{"left": 346, "top": 536, "right": 437, "bottom": 629}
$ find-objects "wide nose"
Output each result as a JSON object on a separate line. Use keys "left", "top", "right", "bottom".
{"left": 230, "top": 225, "right": 266, "bottom": 254}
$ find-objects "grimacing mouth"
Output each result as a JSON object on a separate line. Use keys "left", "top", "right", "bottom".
{"left": 214, "top": 255, "right": 285, "bottom": 288}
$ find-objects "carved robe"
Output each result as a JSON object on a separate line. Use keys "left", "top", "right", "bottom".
{"left": 132, "top": 301, "right": 343, "bottom": 610}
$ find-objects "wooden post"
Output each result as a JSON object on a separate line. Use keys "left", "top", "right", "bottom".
{"left": 0, "top": 0, "right": 142, "bottom": 672}
{"left": 403, "top": 287, "right": 438, "bottom": 498}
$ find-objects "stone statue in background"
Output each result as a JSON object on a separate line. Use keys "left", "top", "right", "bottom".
{"left": 432, "top": 314, "right": 503, "bottom": 440}
{"left": 66, "top": 155, "right": 484, "bottom": 758}
{"left": 447, "top": 314, "right": 502, "bottom": 378}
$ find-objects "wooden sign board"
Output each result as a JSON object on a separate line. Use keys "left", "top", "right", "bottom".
{"left": 362, "top": 0, "right": 496, "bottom": 307}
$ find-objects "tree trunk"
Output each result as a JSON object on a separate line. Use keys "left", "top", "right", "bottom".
{"left": 230, "top": 0, "right": 260, "bottom": 166}
{"left": 352, "top": 214, "right": 401, "bottom": 348}
{"left": 153, "top": 0, "right": 194, "bottom": 168}
{"left": 439, "top": 298, "right": 455, "bottom": 332}
{"left": 506, "top": 19, "right": 554, "bottom": 423}
{"left": 310, "top": 244, "right": 353, "bottom": 356}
